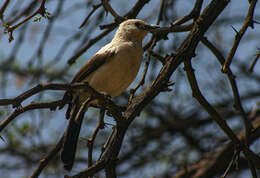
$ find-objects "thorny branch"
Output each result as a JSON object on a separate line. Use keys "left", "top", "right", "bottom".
{"left": 171, "top": 0, "right": 203, "bottom": 26}
{"left": 222, "top": 0, "right": 257, "bottom": 72}
{"left": 0, "top": 82, "right": 122, "bottom": 133}
{"left": 1, "top": 0, "right": 260, "bottom": 178}
{"left": 184, "top": 59, "right": 260, "bottom": 177}
{"left": 79, "top": 3, "right": 102, "bottom": 29}
{"left": 201, "top": 37, "right": 253, "bottom": 146}
{"left": 87, "top": 109, "right": 105, "bottom": 168}
{"left": 174, "top": 117, "right": 260, "bottom": 178}
{"left": 0, "top": 100, "right": 63, "bottom": 133}
{"left": 101, "top": 0, "right": 125, "bottom": 23}
{"left": 30, "top": 136, "right": 65, "bottom": 178}
{"left": 184, "top": 59, "right": 240, "bottom": 145}
{"left": 129, "top": 0, "right": 166, "bottom": 101}
{"left": 3, "top": 0, "right": 49, "bottom": 42}
{"left": 129, "top": 39, "right": 157, "bottom": 102}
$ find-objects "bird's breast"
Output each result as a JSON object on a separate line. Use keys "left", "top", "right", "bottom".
{"left": 87, "top": 44, "right": 143, "bottom": 97}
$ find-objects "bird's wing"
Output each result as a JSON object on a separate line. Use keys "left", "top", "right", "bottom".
{"left": 71, "top": 50, "right": 115, "bottom": 83}
{"left": 58, "top": 48, "right": 115, "bottom": 110}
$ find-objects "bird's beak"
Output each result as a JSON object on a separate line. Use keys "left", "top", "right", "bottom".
{"left": 136, "top": 23, "right": 160, "bottom": 32}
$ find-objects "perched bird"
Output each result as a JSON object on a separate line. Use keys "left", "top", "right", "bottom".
{"left": 60, "top": 19, "right": 158, "bottom": 171}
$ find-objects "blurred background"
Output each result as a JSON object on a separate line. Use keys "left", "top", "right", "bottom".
{"left": 0, "top": 0, "right": 260, "bottom": 177}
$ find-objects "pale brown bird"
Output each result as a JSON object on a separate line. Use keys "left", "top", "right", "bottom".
{"left": 60, "top": 19, "right": 159, "bottom": 171}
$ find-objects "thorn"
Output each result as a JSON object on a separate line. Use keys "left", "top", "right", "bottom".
{"left": 0, "top": 135, "right": 5, "bottom": 143}
{"left": 164, "top": 88, "right": 172, "bottom": 92}
{"left": 252, "top": 20, "right": 260, "bottom": 25}
{"left": 222, "top": 64, "right": 228, "bottom": 73}
{"left": 162, "top": 81, "right": 175, "bottom": 92}
{"left": 231, "top": 25, "right": 238, "bottom": 34}
{"left": 167, "top": 81, "right": 175, "bottom": 87}
{"left": 8, "top": 31, "right": 14, "bottom": 43}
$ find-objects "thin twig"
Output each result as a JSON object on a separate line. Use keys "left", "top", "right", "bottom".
{"left": 75, "top": 97, "right": 93, "bottom": 123}
{"left": 66, "top": 159, "right": 107, "bottom": 178}
{"left": 67, "top": 29, "right": 112, "bottom": 65}
{"left": 156, "top": 0, "right": 165, "bottom": 25}
{"left": 148, "top": 50, "right": 166, "bottom": 64}
{"left": 143, "top": 23, "right": 193, "bottom": 50}
{"left": 171, "top": 0, "right": 203, "bottom": 26}
{"left": 98, "top": 126, "right": 115, "bottom": 161}
{"left": 79, "top": 3, "right": 102, "bottom": 28}
{"left": 4, "top": 0, "right": 38, "bottom": 26}
{"left": 221, "top": 150, "right": 240, "bottom": 178}
{"left": 0, "top": 82, "right": 87, "bottom": 107}
{"left": 30, "top": 135, "right": 64, "bottom": 178}
{"left": 129, "top": 39, "right": 157, "bottom": 102}
{"left": 249, "top": 49, "right": 260, "bottom": 73}
{"left": 87, "top": 109, "right": 105, "bottom": 167}
{"left": 0, "top": 100, "right": 63, "bottom": 133}
{"left": 201, "top": 37, "right": 253, "bottom": 146}
{"left": 4, "top": 0, "right": 48, "bottom": 42}
{"left": 183, "top": 59, "right": 240, "bottom": 145}
{"left": 222, "top": 0, "right": 257, "bottom": 72}
{"left": 101, "top": 0, "right": 124, "bottom": 23}
{"left": 0, "top": 0, "right": 10, "bottom": 20}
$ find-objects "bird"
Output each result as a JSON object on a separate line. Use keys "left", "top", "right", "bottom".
{"left": 60, "top": 19, "right": 159, "bottom": 171}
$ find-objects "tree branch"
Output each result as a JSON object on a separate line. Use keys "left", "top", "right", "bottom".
{"left": 4, "top": 0, "right": 48, "bottom": 42}
{"left": 222, "top": 0, "right": 257, "bottom": 72}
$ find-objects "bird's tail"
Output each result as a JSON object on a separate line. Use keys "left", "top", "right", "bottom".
{"left": 61, "top": 103, "right": 84, "bottom": 171}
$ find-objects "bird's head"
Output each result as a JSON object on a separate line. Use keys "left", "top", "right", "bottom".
{"left": 114, "top": 19, "right": 159, "bottom": 43}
